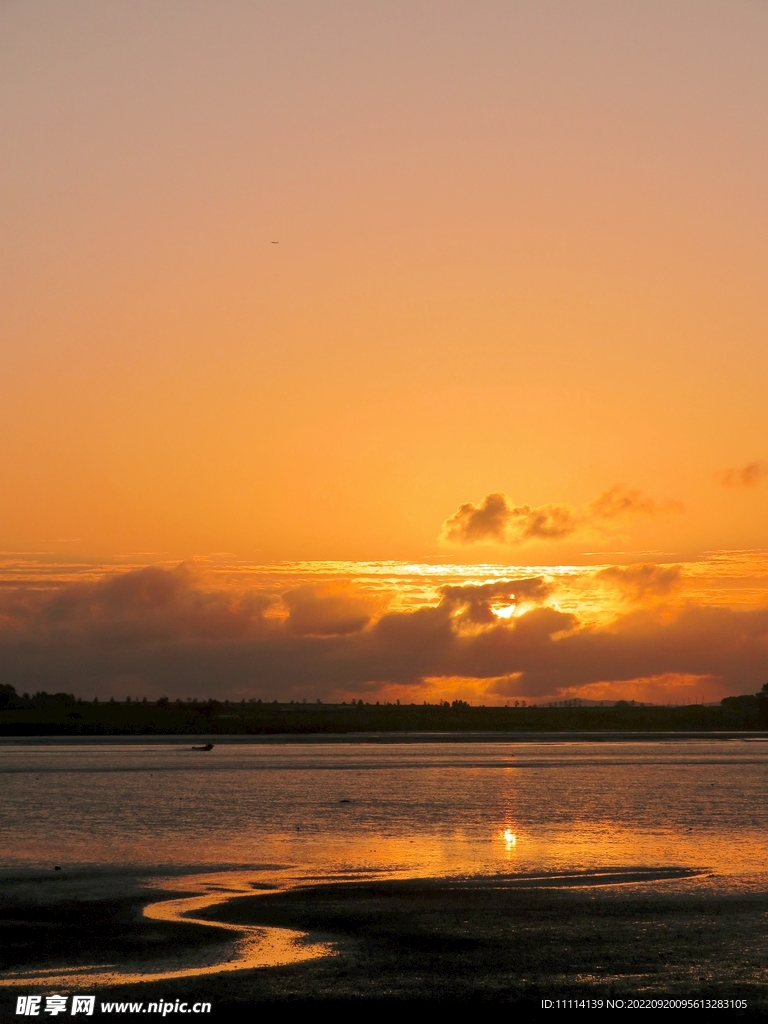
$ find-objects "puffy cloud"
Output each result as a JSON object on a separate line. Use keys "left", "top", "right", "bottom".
{"left": 441, "top": 493, "right": 576, "bottom": 545}
{"left": 0, "top": 563, "right": 271, "bottom": 642}
{"left": 717, "top": 461, "right": 768, "bottom": 488}
{"left": 440, "top": 492, "right": 514, "bottom": 543}
{"left": 595, "top": 563, "right": 682, "bottom": 601}
{"left": 516, "top": 504, "right": 577, "bottom": 539}
{"left": 441, "top": 485, "right": 681, "bottom": 546}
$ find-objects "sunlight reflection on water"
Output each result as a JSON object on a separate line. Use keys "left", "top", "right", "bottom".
{"left": 2, "top": 740, "right": 767, "bottom": 880}
{"left": 2, "top": 739, "right": 768, "bottom": 987}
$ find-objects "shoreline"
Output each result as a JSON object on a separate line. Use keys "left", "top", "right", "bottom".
{"left": 2, "top": 730, "right": 768, "bottom": 745}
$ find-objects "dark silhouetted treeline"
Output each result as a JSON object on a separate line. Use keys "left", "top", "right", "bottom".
{"left": 1, "top": 683, "right": 767, "bottom": 735}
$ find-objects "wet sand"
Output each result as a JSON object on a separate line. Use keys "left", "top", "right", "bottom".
{"left": 2, "top": 869, "right": 767, "bottom": 1018}
{"left": 0, "top": 869, "right": 331, "bottom": 993}
{"left": 0, "top": 873, "right": 234, "bottom": 980}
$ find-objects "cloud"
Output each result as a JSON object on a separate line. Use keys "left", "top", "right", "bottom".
{"left": 4, "top": 563, "right": 271, "bottom": 641}
{"left": 716, "top": 461, "right": 768, "bottom": 488}
{"left": 463, "top": 603, "right": 768, "bottom": 701}
{"left": 440, "top": 578, "right": 553, "bottom": 625}
{"left": 440, "top": 493, "right": 576, "bottom": 545}
{"left": 1, "top": 563, "right": 767, "bottom": 705}
{"left": 516, "top": 504, "right": 577, "bottom": 539}
{"left": 549, "top": 673, "right": 724, "bottom": 706}
{"left": 440, "top": 493, "right": 514, "bottom": 543}
{"left": 283, "top": 584, "right": 376, "bottom": 635}
{"left": 588, "top": 484, "right": 682, "bottom": 520}
{"left": 441, "top": 485, "right": 682, "bottom": 546}
{"left": 595, "top": 563, "right": 682, "bottom": 601}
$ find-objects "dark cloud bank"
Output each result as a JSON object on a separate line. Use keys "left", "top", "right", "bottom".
{"left": 1, "top": 564, "right": 767, "bottom": 702}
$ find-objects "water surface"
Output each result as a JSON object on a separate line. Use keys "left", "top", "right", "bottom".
{"left": 2, "top": 739, "right": 767, "bottom": 884}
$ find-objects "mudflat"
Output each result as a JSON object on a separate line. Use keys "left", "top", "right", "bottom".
{"left": 194, "top": 876, "right": 768, "bottom": 1006}
{"left": 2, "top": 871, "right": 767, "bottom": 1018}
{"left": 0, "top": 872, "right": 235, "bottom": 981}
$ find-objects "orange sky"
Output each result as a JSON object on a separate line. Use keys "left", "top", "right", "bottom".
{"left": 1, "top": 3, "right": 768, "bottom": 703}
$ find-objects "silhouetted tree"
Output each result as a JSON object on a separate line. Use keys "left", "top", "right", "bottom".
{"left": 0, "top": 684, "right": 18, "bottom": 710}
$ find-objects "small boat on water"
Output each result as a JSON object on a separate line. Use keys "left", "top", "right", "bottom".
{"left": 192, "top": 743, "right": 214, "bottom": 751}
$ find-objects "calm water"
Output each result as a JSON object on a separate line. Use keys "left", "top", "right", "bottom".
{"left": 3, "top": 739, "right": 768, "bottom": 886}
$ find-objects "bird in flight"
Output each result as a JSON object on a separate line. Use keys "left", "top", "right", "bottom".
{"left": 271, "top": 241, "right": 279, "bottom": 244}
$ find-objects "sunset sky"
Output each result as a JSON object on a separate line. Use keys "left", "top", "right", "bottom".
{"left": 2, "top": 2, "right": 768, "bottom": 705}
